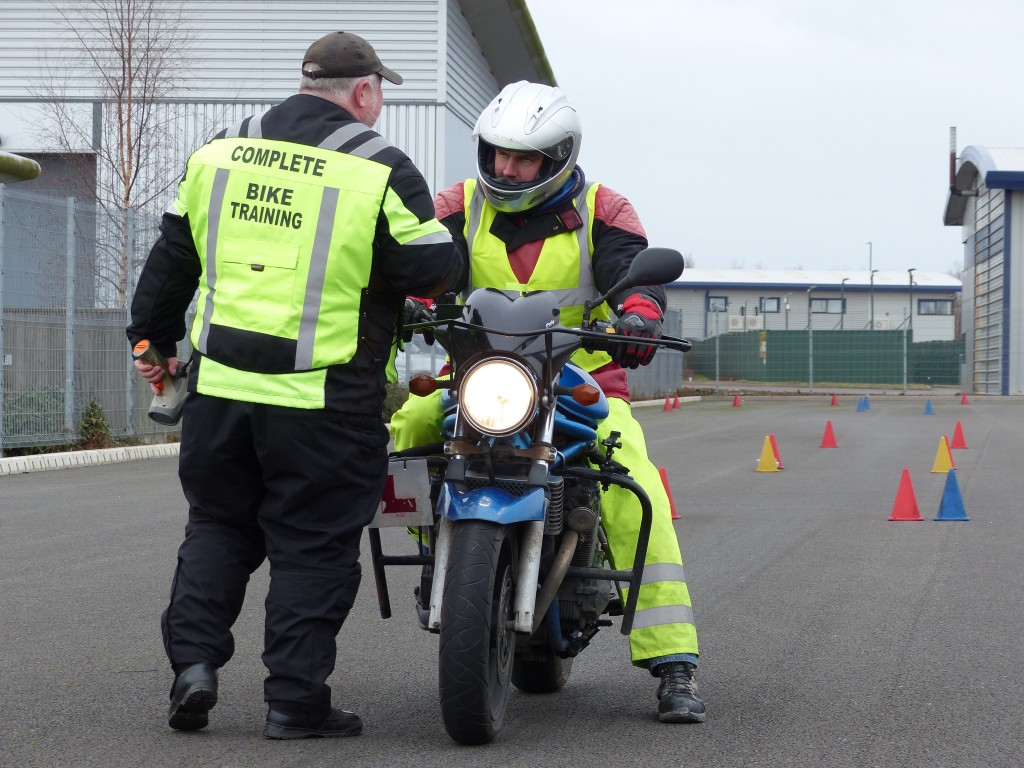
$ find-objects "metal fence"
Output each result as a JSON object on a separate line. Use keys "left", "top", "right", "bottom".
{"left": 0, "top": 185, "right": 966, "bottom": 454}
{"left": 685, "top": 328, "right": 964, "bottom": 393}
{"left": 0, "top": 186, "right": 168, "bottom": 453}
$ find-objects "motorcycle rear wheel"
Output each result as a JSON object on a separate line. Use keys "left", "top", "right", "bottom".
{"left": 511, "top": 651, "right": 573, "bottom": 693}
{"left": 439, "top": 520, "right": 516, "bottom": 745}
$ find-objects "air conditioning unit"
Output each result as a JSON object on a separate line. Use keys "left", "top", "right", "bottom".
{"left": 728, "top": 316, "right": 745, "bottom": 332}
{"left": 872, "top": 318, "right": 889, "bottom": 330}
{"left": 745, "top": 315, "right": 764, "bottom": 330}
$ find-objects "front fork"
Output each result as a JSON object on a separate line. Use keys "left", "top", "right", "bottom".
{"left": 428, "top": 402, "right": 557, "bottom": 634}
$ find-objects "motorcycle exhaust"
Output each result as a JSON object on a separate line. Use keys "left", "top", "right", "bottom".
{"left": 529, "top": 506, "right": 597, "bottom": 635}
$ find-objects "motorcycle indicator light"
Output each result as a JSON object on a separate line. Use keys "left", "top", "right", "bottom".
{"left": 408, "top": 374, "right": 437, "bottom": 397}
{"left": 571, "top": 383, "right": 600, "bottom": 406}
{"left": 460, "top": 358, "right": 537, "bottom": 436}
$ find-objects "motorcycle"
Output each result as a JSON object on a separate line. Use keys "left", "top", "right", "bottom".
{"left": 367, "top": 247, "right": 691, "bottom": 745}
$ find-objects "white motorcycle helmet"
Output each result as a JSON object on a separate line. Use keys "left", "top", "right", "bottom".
{"left": 473, "top": 81, "right": 582, "bottom": 213}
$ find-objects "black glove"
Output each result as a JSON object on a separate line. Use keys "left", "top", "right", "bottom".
{"left": 611, "top": 295, "right": 663, "bottom": 369}
{"left": 402, "top": 297, "right": 436, "bottom": 345}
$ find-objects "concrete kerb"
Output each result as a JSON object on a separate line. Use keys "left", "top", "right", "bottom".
{"left": 0, "top": 442, "right": 180, "bottom": 476}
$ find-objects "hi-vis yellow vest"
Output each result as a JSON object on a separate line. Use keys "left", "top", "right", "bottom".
{"left": 462, "top": 179, "right": 613, "bottom": 372}
{"left": 174, "top": 138, "right": 390, "bottom": 408}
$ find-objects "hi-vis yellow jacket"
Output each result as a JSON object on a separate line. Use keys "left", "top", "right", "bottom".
{"left": 129, "top": 95, "right": 459, "bottom": 413}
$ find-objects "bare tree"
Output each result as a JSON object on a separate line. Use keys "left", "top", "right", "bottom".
{"left": 32, "top": 0, "right": 197, "bottom": 308}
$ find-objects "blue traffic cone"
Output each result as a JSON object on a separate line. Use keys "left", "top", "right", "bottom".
{"left": 856, "top": 396, "right": 867, "bottom": 412}
{"left": 934, "top": 469, "right": 969, "bottom": 521}
{"left": 923, "top": 398, "right": 934, "bottom": 415}
{"left": 863, "top": 394, "right": 871, "bottom": 410}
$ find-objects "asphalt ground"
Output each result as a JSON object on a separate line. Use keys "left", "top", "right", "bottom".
{"left": 2, "top": 394, "right": 1022, "bottom": 767}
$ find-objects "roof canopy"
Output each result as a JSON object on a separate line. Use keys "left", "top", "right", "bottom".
{"left": 944, "top": 145, "right": 1024, "bottom": 226}
{"left": 672, "top": 269, "right": 960, "bottom": 292}
{"left": 460, "top": 0, "right": 555, "bottom": 86}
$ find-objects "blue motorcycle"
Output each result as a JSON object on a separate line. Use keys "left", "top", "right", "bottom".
{"left": 367, "top": 248, "right": 690, "bottom": 745}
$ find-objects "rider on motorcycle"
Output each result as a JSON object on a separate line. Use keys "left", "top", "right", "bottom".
{"left": 391, "top": 81, "right": 704, "bottom": 723}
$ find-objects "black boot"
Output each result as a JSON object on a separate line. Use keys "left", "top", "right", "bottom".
{"left": 168, "top": 662, "right": 218, "bottom": 731}
{"left": 655, "top": 661, "right": 705, "bottom": 723}
{"left": 264, "top": 707, "right": 363, "bottom": 739}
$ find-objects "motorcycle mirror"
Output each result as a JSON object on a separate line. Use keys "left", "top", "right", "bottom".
{"left": 584, "top": 247, "right": 684, "bottom": 323}
{"left": 624, "top": 247, "right": 685, "bottom": 287}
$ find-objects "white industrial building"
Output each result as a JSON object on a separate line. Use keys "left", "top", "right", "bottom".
{"left": 944, "top": 144, "right": 1024, "bottom": 395}
{"left": 0, "top": 0, "right": 554, "bottom": 204}
{"left": 667, "top": 269, "right": 961, "bottom": 343}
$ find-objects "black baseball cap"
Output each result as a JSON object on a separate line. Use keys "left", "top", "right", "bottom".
{"left": 301, "top": 32, "right": 403, "bottom": 85}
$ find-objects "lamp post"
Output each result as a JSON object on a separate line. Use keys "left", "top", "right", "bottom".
{"left": 867, "top": 241, "right": 873, "bottom": 271}
{"left": 785, "top": 295, "right": 791, "bottom": 330}
{"left": 869, "top": 269, "right": 879, "bottom": 329}
{"left": 840, "top": 277, "right": 849, "bottom": 330}
{"left": 907, "top": 268, "right": 916, "bottom": 334}
{"left": 807, "top": 286, "right": 816, "bottom": 391}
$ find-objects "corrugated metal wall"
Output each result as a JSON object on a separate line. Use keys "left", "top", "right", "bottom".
{"left": 0, "top": 1, "right": 463, "bottom": 206}
{"left": 0, "top": 0, "right": 443, "bottom": 103}
{"left": 444, "top": 0, "right": 500, "bottom": 128}
{"left": 969, "top": 186, "right": 1005, "bottom": 394}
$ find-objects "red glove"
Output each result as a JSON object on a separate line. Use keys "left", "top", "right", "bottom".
{"left": 612, "top": 295, "right": 663, "bottom": 369}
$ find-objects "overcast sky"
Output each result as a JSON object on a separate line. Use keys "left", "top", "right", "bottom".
{"left": 525, "top": 0, "right": 1024, "bottom": 276}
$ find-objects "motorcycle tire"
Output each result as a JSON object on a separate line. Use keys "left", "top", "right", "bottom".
{"left": 511, "top": 652, "right": 573, "bottom": 694}
{"left": 438, "top": 520, "right": 516, "bottom": 745}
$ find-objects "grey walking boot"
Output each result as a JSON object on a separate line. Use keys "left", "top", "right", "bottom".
{"left": 654, "top": 661, "right": 706, "bottom": 723}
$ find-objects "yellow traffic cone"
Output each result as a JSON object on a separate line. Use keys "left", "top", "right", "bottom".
{"left": 756, "top": 435, "right": 779, "bottom": 472}
{"left": 931, "top": 435, "right": 954, "bottom": 473}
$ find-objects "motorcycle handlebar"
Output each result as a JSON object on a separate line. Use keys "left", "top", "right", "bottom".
{"left": 401, "top": 316, "right": 692, "bottom": 354}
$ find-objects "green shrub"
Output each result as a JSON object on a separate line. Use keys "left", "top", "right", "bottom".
{"left": 77, "top": 399, "right": 115, "bottom": 450}
{"left": 383, "top": 383, "right": 409, "bottom": 423}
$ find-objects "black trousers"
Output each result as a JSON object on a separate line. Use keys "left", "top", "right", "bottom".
{"left": 162, "top": 393, "right": 389, "bottom": 719}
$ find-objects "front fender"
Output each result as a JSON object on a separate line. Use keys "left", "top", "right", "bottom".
{"left": 439, "top": 484, "right": 547, "bottom": 524}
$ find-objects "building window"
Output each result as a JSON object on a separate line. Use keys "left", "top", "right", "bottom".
{"left": 760, "top": 297, "right": 780, "bottom": 313}
{"left": 707, "top": 296, "right": 728, "bottom": 312}
{"left": 918, "top": 299, "right": 953, "bottom": 316}
{"left": 811, "top": 298, "right": 844, "bottom": 314}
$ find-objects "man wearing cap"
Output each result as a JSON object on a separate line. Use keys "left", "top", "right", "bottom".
{"left": 128, "top": 32, "right": 460, "bottom": 739}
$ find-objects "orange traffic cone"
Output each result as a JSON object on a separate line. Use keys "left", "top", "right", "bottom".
{"left": 960, "top": 392, "right": 970, "bottom": 405}
{"left": 769, "top": 434, "right": 784, "bottom": 469}
{"left": 732, "top": 394, "right": 742, "bottom": 407}
{"left": 931, "top": 435, "right": 954, "bottom": 473}
{"left": 830, "top": 393, "right": 838, "bottom": 406}
{"left": 820, "top": 420, "right": 838, "bottom": 448}
{"left": 663, "top": 396, "right": 672, "bottom": 412}
{"left": 659, "top": 466, "right": 681, "bottom": 520}
{"left": 889, "top": 468, "right": 923, "bottom": 521}
{"left": 951, "top": 420, "right": 968, "bottom": 449}
{"left": 673, "top": 394, "right": 681, "bottom": 409}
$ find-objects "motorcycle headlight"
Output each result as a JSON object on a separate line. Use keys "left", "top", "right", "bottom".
{"left": 460, "top": 358, "right": 538, "bottom": 436}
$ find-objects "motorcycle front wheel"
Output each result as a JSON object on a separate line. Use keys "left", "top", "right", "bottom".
{"left": 439, "top": 520, "right": 516, "bottom": 745}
